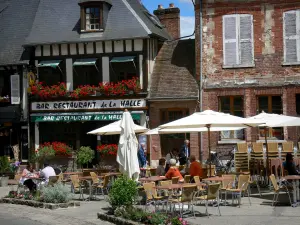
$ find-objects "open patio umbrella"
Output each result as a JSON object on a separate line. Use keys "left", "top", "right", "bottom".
{"left": 248, "top": 112, "right": 300, "bottom": 178}
{"left": 116, "top": 110, "right": 140, "bottom": 181}
{"left": 159, "top": 110, "right": 264, "bottom": 176}
{"left": 87, "top": 120, "right": 148, "bottom": 135}
{"left": 142, "top": 127, "right": 245, "bottom": 135}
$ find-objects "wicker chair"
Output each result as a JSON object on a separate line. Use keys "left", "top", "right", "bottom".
{"left": 270, "top": 174, "right": 292, "bottom": 206}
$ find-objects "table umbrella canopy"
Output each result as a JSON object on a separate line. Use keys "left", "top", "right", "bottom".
{"left": 117, "top": 111, "right": 140, "bottom": 181}
{"left": 142, "top": 126, "right": 245, "bottom": 135}
{"left": 159, "top": 110, "right": 264, "bottom": 129}
{"left": 87, "top": 120, "right": 148, "bottom": 135}
{"left": 247, "top": 112, "right": 300, "bottom": 127}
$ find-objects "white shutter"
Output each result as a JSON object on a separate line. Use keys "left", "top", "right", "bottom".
{"left": 10, "top": 74, "right": 20, "bottom": 104}
{"left": 239, "top": 15, "right": 253, "bottom": 65}
{"left": 284, "top": 11, "right": 299, "bottom": 62}
{"left": 223, "top": 15, "right": 238, "bottom": 66}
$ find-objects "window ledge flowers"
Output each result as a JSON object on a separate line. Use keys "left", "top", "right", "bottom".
{"left": 0, "top": 95, "right": 10, "bottom": 102}
{"left": 97, "top": 144, "right": 118, "bottom": 156}
{"left": 28, "top": 77, "right": 141, "bottom": 100}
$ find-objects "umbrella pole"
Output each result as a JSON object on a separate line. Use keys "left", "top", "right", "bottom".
{"left": 207, "top": 125, "right": 212, "bottom": 177}
{"left": 264, "top": 127, "right": 269, "bottom": 184}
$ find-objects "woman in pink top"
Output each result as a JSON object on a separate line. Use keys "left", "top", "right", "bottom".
{"left": 21, "top": 163, "right": 38, "bottom": 192}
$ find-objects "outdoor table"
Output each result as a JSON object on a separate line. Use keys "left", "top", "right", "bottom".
{"left": 63, "top": 172, "right": 82, "bottom": 175}
{"left": 283, "top": 175, "right": 300, "bottom": 207}
{"left": 139, "top": 176, "right": 167, "bottom": 183}
{"left": 202, "top": 176, "right": 232, "bottom": 182}
{"left": 156, "top": 183, "right": 205, "bottom": 190}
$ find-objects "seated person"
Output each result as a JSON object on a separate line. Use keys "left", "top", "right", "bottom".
{"left": 165, "top": 159, "right": 183, "bottom": 181}
{"left": 156, "top": 158, "right": 166, "bottom": 176}
{"left": 40, "top": 163, "right": 56, "bottom": 184}
{"left": 20, "top": 163, "right": 38, "bottom": 192}
{"left": 189, "top": 155, "right": 203, "bottom": 178}
{"left": 283, "top": 153, "right": 299, "bottom": 175}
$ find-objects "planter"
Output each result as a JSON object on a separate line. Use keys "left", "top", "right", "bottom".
{"left": 0, "top": 198, "right": 80, "bottom": 209}
{"left": 0, "top": 176, "right": 9, "bottom": 187}
{"left": 99, "top": 155, "right": 117, "bottom": 167}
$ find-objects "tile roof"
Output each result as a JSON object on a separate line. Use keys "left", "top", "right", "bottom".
{"left": 0, "top": 0, "right": 39, "bottom": 66}
{"left": 148, "top": 39, "right": 198, "bottom": 100}
{"left": 25, "top": 0, "right": 171, "bottom": 46}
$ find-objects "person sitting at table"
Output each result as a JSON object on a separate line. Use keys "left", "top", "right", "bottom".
{"left": 283, "top": 153, "right": 299, "bottom": 175}
{"left": 165, "top": 159, "right": 183, "bottom": 181}
{"left": 20, "top": 163, "right": 38, "bottom": 192}
{"left": 156, "top": 158, "right": 166, "bottom": 176}
{"left": 165, "top": 148, "right": 178, "bottom": 173}
{"left": 40, "top": 163, "right": 56, "bottom": 184}
{"left": 189, "top": 155, "right": 203, "bottom": 179}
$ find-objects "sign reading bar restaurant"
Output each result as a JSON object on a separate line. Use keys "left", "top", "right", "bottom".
{"left": 31, "top": 113, "right": 141, "bottom": 122}
{"left": 31, "top": 99, "right": 146, "bottom": 111}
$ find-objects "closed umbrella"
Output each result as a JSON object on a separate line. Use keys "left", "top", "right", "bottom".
{"left": 87, "top": 120, "right": 148, "bottom": 135}
{"left": 248, "top": 112, "right": 300, "bottom": 178}
{"left": 159, "top": 110, "right": 263, "bottom": 176}
{"left": 117, "top": 111, "right": 140, "bottom": 181}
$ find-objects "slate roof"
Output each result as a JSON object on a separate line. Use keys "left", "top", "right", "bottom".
{"left": 148, "top": 39, "right": 198, "bottom": 100}
{"left": 25, "top": 0, "right": 171, "bottom": 46}
{"left": 0, "top": 0, "right": 39, "bottom": 66}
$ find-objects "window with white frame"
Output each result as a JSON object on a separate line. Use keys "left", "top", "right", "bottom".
{"left": 223, "top": 14, "right": 254, "bottom": 67}
{"left": 284, "top": 10, "right": 300, "bottom": 64}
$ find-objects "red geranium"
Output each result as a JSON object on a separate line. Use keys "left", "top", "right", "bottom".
{"left": 97, "top": 144, "right": 118, "bottom": 156}
{"left": 37, "top": 142, "right": 72, "bottom": 157}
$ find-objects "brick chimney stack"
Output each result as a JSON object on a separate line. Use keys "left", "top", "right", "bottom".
{"left": 153, "top": 3, "right": 180, "bottom": 39}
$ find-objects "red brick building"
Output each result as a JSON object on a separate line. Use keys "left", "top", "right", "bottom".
{"left": 195, "top": 0, "right": 300, "bottom": 160}
{"left": 148, "top": 4, "right": 199, "bottom": 161}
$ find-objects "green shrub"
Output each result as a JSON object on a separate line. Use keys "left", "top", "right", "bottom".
{"left": 42, "top": 183, "right": 73, "bottom": 203}
{"left": 144, "top": 213, "right": 168, "bottom": 225}
{"left": 0, "top": 156, "right": 10, "bottom": 173}
{"left": 108, "top": 175, "right": 138, "bottom": 209}
{"left": 76, "top": 146, "right": 95, "bottom": 168}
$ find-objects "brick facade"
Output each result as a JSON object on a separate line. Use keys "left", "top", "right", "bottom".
{"left": 195, "top": 0, "right": 300, "bottom": 160}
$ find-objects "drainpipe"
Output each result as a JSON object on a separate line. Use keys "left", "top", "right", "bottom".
{"left": 199, "top": 0, "right": 203, "bottom": 162}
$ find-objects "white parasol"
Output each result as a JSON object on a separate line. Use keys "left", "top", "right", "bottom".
{"left": 87, "top": 120, "right": 148, "bottom": 135}
{"left": 116, "top": 111, "right": 140, "bottom": 181}
{"left": 159, "top": 110, "right": 264, "bottom": 176}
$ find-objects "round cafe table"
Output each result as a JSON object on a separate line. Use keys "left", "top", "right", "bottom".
{"left": 283, "top": 175, "right": 300, "bottom": 207}
{"left": 139, "top": 176, "right": 167, "bottom": 183}
{"left": 156, "top": 183, "right": 205, "bottom": 190}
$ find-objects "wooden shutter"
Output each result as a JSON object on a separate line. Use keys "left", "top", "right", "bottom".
{"left": 223, "top": 15, "right": 238, "bottom": 66}
{"left": 284, "top": 11, "right": 299, "bottom": 62}
{"left": 239, "top": 15, "right": 253, "bottom": 65}
{"left": 10, "top": 74, "right": 20, "bottom": 104}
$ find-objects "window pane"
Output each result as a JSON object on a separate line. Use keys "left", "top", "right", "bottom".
{"left": 272, "top": 96, "right": 282, "bottom": 114}
{"left": 168, "top": 111, "right": 184, "bottom": 122}
{"left": 220, "top": 97, "right": 230, "bottom": 113}
{"left": 86, "top": 8, "right": 90, "bottom": 13}
{"left": 296, "top": 94, "right": 300, "bottom": 115}
{"left": 258, "top": 96, "right": 268, "bottom": 113}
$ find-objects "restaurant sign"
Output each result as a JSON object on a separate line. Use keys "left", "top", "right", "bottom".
{"left": 31, "top": 113, "right": 141, "bottom": 122}
{"left": 31, "top": 99, "right": 146, "bottom": 111}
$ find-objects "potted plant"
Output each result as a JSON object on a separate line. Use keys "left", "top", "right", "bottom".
{"left": 35, "top": 144, "right": 56, "bottom": 166}
{"left": 0, "top": 156, "right": 11, "bottom": 187}
{"left": 76, "top": 146, "right": 95, "bottom": 169}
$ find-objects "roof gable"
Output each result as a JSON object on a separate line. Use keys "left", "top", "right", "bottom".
{"left": 25, "top": 0, "right": 170, "bottom": 45}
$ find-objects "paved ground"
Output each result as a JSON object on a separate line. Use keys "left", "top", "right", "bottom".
{"left": 1, "top": 185, "right": 300, "bottom": 225}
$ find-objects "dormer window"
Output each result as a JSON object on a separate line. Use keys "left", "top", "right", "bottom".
{"left": 79, "top": 0, "right": 112, "bottom": 33}
{"left": 85, "top": 7, "right": 101, "bottom": 30}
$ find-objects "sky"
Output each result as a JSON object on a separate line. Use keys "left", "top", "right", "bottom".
{"left": 142, "top": 0, "right": 195, "bottom": 38}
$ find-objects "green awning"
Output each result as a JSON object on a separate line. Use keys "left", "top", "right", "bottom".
{"left": 73, "top": 58, "right": 97, "bottom": 66}
{"left": 110, "top": 56, "right": 135, "bottom": 63}
{"left": 30, "top": 112, "right": 141, "bottom": 122}
{"left": 38, "top": 60, "right": 61, "bottom": 68}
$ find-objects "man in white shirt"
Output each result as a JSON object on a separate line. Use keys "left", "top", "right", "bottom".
{"left": 40, "top": 164, "right": 56, "bottom": 184}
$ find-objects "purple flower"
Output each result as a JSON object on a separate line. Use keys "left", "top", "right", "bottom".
{"left": 14, "top": 161, "right": 21, "bottom": 167}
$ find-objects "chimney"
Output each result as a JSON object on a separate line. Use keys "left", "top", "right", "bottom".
{"left": 153, "top": 3, "right": 180, "bottom": 39}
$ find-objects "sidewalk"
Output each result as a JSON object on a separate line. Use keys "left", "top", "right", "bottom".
{"left": 1, "top": 185, "right": 300, "bottom": 225}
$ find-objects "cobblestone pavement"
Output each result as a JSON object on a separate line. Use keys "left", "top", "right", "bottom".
{"left": 1, "top": 186, "right": 300, "bottom": 225}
